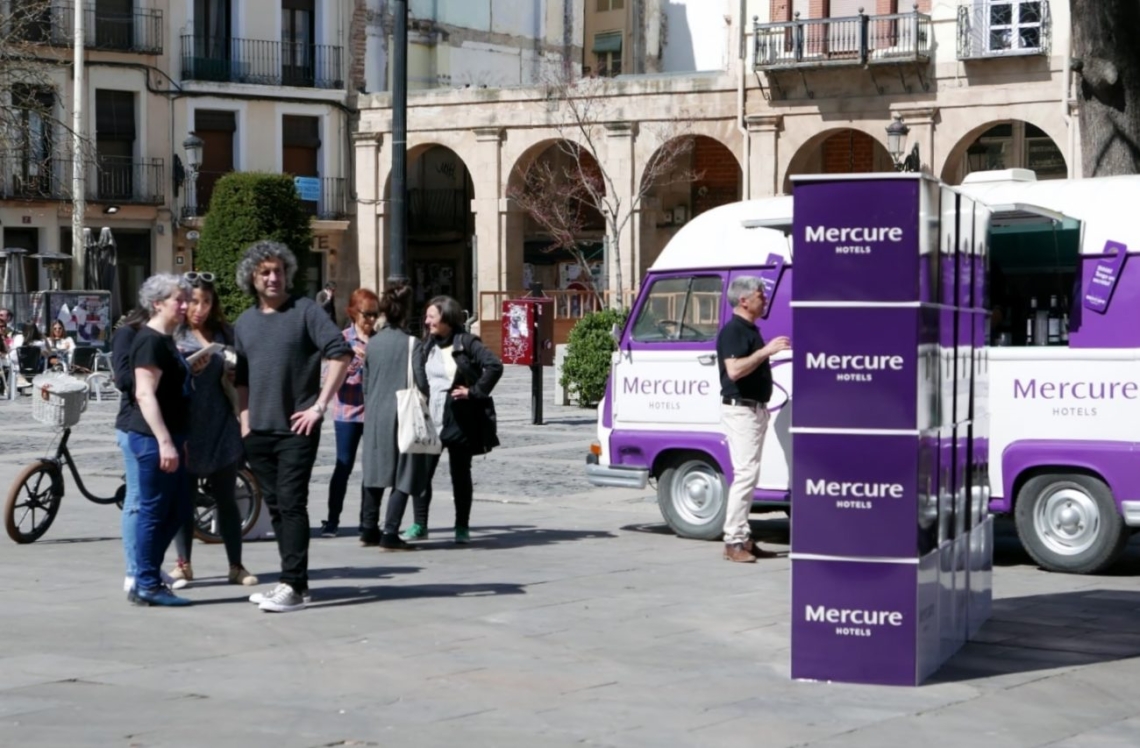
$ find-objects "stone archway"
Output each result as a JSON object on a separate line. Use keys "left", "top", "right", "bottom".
{"left": 783, "top": 127, "right": 895, "bottom": 193}
{"left": 639, "top": 135, "right": 742, "bottom": 271}
{"left": 940, "top": 120, "right": 1067, "bottom": 185}
{"left": 384, "top": 144, "right": 476, "bottom": 331}
{"left": 505, "top": 138, "right": 606, "bottom": 300}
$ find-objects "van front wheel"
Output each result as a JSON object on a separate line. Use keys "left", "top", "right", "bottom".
{"left": 1014, "top": 473, "right": 1128, "bottom": 574}
{"left": 658, "top": 457, "right": 726, "bottom": 540}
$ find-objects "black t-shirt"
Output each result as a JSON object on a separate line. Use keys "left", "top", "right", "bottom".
{"left": 716, "top": 314, "right": 773, "bottom": 403}
{"left": 127, "top": 326, "right": 191, "bottom": 437}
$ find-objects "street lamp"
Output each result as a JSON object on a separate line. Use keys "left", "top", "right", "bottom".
{"left": 182, "top": 134, "right": 204, "bottom": 216}
{"left": 886, "top": 115, "right": 910, "bottom": 171}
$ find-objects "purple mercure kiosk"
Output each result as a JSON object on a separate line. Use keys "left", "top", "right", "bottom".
{"left": 789, "top": 174, "right": 993, "bottom": 686}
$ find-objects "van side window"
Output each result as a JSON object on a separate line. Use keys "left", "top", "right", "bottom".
{"left": 631, "top": 276, "right": 723, "bottom": 342}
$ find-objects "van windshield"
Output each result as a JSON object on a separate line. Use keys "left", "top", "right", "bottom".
{"left": 630, "top": 276, "right": 723, "bottom": 342}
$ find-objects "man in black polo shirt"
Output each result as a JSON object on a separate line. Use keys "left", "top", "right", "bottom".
{"left": 716, "top": 276, "right": 790, "bottom": 563}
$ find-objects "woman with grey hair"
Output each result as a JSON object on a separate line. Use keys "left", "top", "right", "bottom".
{"left": 125, "top": 273, "right": 198, "bottom": 607}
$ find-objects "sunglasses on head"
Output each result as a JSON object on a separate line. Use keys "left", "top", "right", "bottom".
{"left": 184, "top": 271, "right": 216, "bottom": 284}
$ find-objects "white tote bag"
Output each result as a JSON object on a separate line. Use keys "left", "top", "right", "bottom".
{"left": 396, "top": 336, "right": 442, "bottom": 455}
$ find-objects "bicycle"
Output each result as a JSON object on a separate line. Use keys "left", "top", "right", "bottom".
{"left": 4, "top": 425, "right": 126, "bottom": 543}
{"left": 5, "top": 425, "right": 266, "bottom": 544}
{"left": 192, "top": 464, "right": 263, "bottom": 543}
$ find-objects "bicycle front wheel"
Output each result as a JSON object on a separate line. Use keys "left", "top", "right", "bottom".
{"left": 5, "top": 461, "right": 64, "bottom": 544}
{"left": 193, "top": 468, "right": 262, "bottom": 544}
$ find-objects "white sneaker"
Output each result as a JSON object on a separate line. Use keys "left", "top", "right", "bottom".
{"left": 249, "top": 583, "right": 311, "bottom": 605}
{"left": 123, "top": 575, "right": 135, "bottom": 592}
{"left": 257, "top": 583, "right": 307, "bottom": 613}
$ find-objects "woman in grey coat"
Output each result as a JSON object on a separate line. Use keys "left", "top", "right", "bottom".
{"left": 360, "top": 285, "right": 432, "bottom": 550}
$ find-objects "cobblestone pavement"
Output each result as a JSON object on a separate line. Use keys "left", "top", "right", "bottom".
{"left": 1, "top": 368, "right": 1140, "bottom": 748}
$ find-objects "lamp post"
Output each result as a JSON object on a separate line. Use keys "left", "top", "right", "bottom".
{"left": 886, "top": 115, "right": 910, "bottom": 172}
{"left": 182, "top": 134, "right": 204, "bottom": 216}
{"left": 71, "top": 0, "right": 85, "bottom": 289}
{"left": 182, "top": 133, "right": 205, "bottom": 216}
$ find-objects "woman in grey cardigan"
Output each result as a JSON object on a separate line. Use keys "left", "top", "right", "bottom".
{"left": 360, "top": 285, "right": 433, "bottom": 550}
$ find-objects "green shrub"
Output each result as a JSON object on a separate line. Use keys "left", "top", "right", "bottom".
{"left": 560, "top": 307, "right": 629, "bottom": 407}
{"left": 194, "top": 172, "right": 313, "bottom": 319}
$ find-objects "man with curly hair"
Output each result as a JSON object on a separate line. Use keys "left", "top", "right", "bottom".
{"left": 233, "top": 240, "right": 352, "bottom": 612}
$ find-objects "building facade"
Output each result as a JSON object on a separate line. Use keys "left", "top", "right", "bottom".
{"left": 0, "top": 0, "right": 356, "bottom": 319}
{"left": 356, "top": 0, "right": 1073, "bottom": 347}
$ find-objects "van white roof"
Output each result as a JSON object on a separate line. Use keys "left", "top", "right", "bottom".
{"left": 649, "top": 196, "right": 794, "bottom": 272}
{"left": 957, "top": 172, "right": 1140, "bottom": 255}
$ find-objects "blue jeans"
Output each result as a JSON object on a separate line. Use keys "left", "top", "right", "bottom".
{"left": 128, "top": 432, "right": 192, "bottom": 593}
{"left": 326, "top": 420, "right": 364, "bottom": 525}
{"left": 116, "top": 429, "right": 140, "bottom": 577}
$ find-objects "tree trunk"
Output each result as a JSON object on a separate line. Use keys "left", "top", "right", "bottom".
{"left": 1072, "top": 0, "right": 1140, "bottom": 177}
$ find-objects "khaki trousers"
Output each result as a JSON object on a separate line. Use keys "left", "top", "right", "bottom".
{"left": 720, "top": 403, "right": 770, "bottom": 544}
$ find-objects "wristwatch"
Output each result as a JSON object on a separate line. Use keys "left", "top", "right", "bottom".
{"left": 311, "top": 401, "right": 327, "bottom": 416}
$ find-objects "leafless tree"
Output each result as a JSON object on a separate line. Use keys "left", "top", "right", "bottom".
{"left": 0, "top": 0, "right": 90, "bottom": 197}
{"left": 1071, "top": 0, "right": 1140, "bottom": 176}
{"left": 508, "top": 70, "right": 701, "bottom": 307}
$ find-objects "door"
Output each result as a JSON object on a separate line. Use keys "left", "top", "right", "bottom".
{"left": 612, "top": 272, "right": 725, "bottom": 431}
{"left": 283, "top": 115, "right": 320, "bottom": 214}
{"left": 193, "top": 110, "right": 236, "bottom": 214}
{"left": 95, "top": 0, "right": 134, "bottom": 50}
{"left": 281, "top": 0, "right": 315, "bottom": 86}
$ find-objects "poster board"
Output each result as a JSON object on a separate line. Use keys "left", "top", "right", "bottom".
{"left": 32, "top": 291, "right": 113, "bottom": 349}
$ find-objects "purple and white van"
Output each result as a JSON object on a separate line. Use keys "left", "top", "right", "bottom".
{"left": 587, "top": 170, "right": 1140, "bottom": 574}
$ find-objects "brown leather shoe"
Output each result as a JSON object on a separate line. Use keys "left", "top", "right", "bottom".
{"left": 723, "top": 543, "right": 757, "bottom": 563}
{"left": 744, "top": 539, "right": 778, "bottom": 559}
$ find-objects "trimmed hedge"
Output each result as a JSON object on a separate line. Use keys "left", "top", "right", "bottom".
{"left": 194, "top": 172, "right": 313, "bottom": 319}
{"left": 560, "top": 307, "right": 629, "bottom": 407}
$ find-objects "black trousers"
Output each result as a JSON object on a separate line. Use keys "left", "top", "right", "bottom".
{"left": 361, "top": 486, "right": 413, "bottom": 538}
{"left": 244, "top": 431, "right": 321, "bottom": 592}
{"left": 413, "top": 444, "right": 474, "bottom": 530}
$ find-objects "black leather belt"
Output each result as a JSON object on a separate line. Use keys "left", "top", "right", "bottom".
{"left": 722, "top": 397, "right": 765, "bottom": 408}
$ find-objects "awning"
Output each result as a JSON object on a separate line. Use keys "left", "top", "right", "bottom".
{"left": 593, "top": 32, "right": 622, "bottom": 53}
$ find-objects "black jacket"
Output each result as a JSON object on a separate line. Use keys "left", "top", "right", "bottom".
{"left": 424, "top": 332, "right": 504, "bottom": 455}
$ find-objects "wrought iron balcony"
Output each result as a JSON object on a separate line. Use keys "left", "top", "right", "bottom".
{"left": 183, "top": 173, "right": 348, "bottom": 220}
{"left": 299, "top": 177, "right": 349, "bottom": 220}
{"left": 181, "top": 36, "right": 344, "bottom": 90}
{"left": 753, "top": 7, "right": 932, "bottom": 70}
{"left": 0, "top": 156, "right": 164, "bottom": 204}
{"left": 17, "top": 1, "right": 163, "bottom": 55}
{"left": 958, "top": 0, "right": 1050, "bottom": 60}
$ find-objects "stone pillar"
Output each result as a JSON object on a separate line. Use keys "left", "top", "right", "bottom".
{"left": 470, "top": 127, "right": 504, "bottom": 337}
{"left": 893, "top": 107, "right": 938, "bottom": 175}
{"left": 746, "top": 114, "right": 783, "bottom": 197}
{"left": 352, "top": 131, "right": 383, "bottom": 291}
{"left": 604, "top": 121, "right": 637, "bottom": 301}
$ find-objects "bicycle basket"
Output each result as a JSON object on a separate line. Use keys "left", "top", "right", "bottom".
{"left": 31, "top": 373, "right": 88, "bottom": 429}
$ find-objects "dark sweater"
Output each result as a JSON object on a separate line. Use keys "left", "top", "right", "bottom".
{"left": 234, "top": 296, "right": 351, "bottom": 434}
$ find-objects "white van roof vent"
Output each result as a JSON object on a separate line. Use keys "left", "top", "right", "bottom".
{"left": 961, "top": 168, "right": 1037, "bottom": 185}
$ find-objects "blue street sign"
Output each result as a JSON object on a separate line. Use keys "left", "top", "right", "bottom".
{"left": 294, "top": 176, "right": 321, "bottom": 202}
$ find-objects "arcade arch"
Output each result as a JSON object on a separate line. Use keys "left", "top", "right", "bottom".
{"left": 940, "top": 120, "right": 1067, "bottom": 185}
{"left": 783, "top": 128, "right": 894, "bottom": 193}
{"left": 383, "top": 144, "right": 475, "bottom": 330}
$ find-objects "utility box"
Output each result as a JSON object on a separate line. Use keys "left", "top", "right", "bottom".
{"left": 501, "top": 297, "right": 554, "bottom": 367}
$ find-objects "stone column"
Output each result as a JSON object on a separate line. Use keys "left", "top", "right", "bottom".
{"left": 604, "top": 121, "right": 637, "bottom": 301}
{"left": 470, "top": 127, "right": 504, "bottom": 337}
{"left": 352, "top": 131, "right": 383, "bottom": 291}
{"left": 746, "top": 114, "right": 783, "bottom": 198}
{"left": 893, "top": 107, "right": 938, "bottom": 175}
